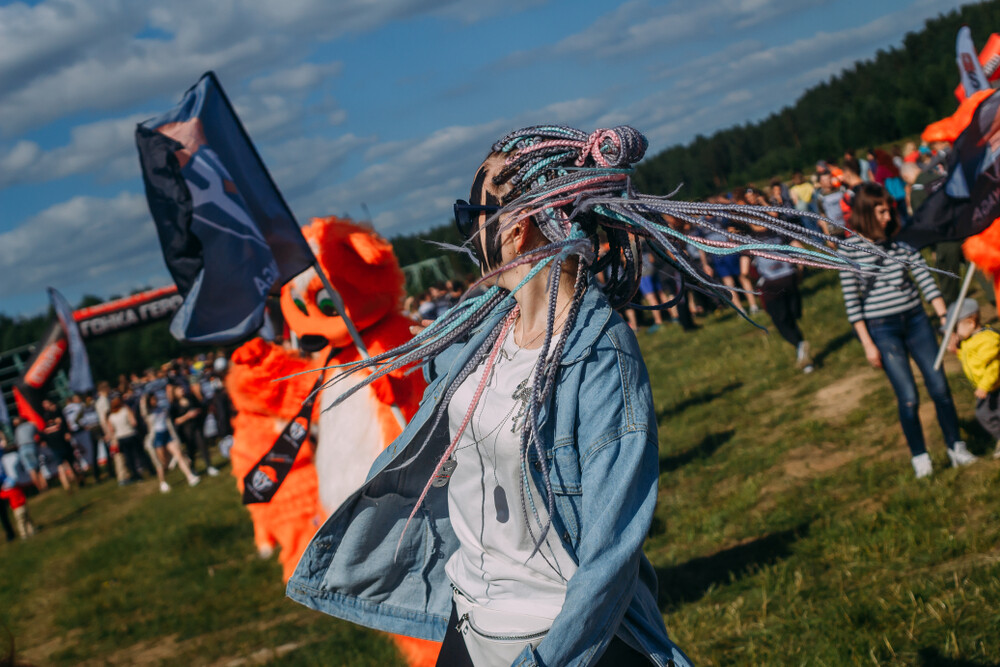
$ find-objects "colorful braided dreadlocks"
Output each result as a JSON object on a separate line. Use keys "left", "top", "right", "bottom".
{"left": 318, "top": 124, "right": 895, "bottom": 557}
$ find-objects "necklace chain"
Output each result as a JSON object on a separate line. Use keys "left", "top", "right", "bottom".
{"left": 514, "top": 299, "right": 572, "bottom": 349}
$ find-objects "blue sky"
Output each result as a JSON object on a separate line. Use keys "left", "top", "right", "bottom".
{"left": 0, "top": 0, "right": 978, "bottom": 316}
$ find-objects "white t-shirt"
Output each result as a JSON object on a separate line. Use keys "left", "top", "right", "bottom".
{"left": 107, "top": 408, "right": 136, "bottom": 439}
{"left": 2, "top": 451, "right": 27, "bottom": 490}
{"left": 444, "top": 328, "right": 577, "bottom": 623}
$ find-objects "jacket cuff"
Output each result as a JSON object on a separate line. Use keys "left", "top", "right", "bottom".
{"left": 513, "top": 644, "right": 539, "bottom": 666}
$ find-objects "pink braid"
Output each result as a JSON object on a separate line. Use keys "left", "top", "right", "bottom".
{"left": 575, "top": 129, "right": 620, "bottom": 167}
{"left": 394, "top": 308, "right": 520, "bottom": 559}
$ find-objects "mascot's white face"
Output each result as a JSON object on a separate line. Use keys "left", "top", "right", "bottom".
{"left": 278, "top": 217, "right": 406, "bottom": 515}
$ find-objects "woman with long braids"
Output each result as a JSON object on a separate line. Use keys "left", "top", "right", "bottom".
{"left": 287, "top": 126, "right": 886, "bottom": 666}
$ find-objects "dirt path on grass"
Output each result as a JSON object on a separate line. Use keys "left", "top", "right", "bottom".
{"left": 758, "top": 353, "right": 972, "bottom": 508}
{"left": 65, "top": 611, "right": 306, "bottom": 667}
{"left": 756, "top": 367, "right": 896, "bottom": 505}
{"left": 811, "top": 367, "right": 882, "bottom": 422}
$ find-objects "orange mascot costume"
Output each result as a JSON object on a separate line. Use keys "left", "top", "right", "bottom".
{"left": 226, "top": 216, "right": 440, "bottom": 667}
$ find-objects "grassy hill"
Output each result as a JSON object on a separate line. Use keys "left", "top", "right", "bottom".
{"left": 2, "top": 270, "right": 999, "bottom": 666}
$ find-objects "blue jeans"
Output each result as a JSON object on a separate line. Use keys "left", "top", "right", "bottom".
{"left": 866, "top": 307, "right": 960, "bottom": 456}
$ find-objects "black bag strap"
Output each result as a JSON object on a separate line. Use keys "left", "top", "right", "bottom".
{"left": 242, "top": 346, "right": 340, "bottom": 504}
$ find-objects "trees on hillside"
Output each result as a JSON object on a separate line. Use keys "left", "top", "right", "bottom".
{"left": 634, "top": 3, "right": 1000, "bottom": 199}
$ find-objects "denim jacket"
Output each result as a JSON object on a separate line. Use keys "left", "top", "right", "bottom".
{"left": 287, "top": 283, "right": 692, "bottom": 667}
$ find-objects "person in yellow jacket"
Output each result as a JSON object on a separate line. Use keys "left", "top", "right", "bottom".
{"left": 951, "top": 298, "right": 1000, "bottom": 458}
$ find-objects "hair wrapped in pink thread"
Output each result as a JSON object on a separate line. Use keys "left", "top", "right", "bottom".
{"left": 576, "top": 128, "right": 621, "bottom": 167}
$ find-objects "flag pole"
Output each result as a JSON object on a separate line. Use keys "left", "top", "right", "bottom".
{"left": 312, "top": 263, "right": 407, "bottom": 430}
{"left": 204, "top": 74, "right": 407, "bottom": 430}
{"left": 934, "top": 262, "right": 977, "bottom": 370}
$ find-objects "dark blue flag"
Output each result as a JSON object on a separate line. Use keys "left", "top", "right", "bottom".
{"left": 900, "top": 90, "right": 1000, "bottom": 249}
{"left": 48, "top": 287, "right": 94, "bottom": 394}
{"left": 136, "top": 72, "right": 314, "bottom": 343}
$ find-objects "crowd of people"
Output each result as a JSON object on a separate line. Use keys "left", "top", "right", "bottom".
{"left": 401, "top": 138, "right": 1000, "bottom": 481}
{"left": 2, "top": 118, "right": 997, "bottom": 666}
{"left": 407, "top": 142, "right": 961, "bottom": 377}
{"left": 0, "top": 138, "right": 988, "bottom": 548}
{"left": 0, "top": 352, "right": 235, "bottom": 541}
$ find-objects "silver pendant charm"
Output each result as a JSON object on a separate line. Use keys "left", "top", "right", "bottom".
{"left": 432, "top": 457, "right": 458, "bottom": 487}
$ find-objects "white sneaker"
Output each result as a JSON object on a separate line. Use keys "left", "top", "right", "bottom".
{"left": 188, "top": 475, "right": 201, "bottom": 487}
{"left": 207, "top": 466, "right": 220, "bottom": 477}
{"left": 993, "top": 441, "right": 1000, "bottom": 460}
{"left": 912, "top": 453, "right": 933, "bottom": 479}
{"left": 947, "top": 441, "right": 978, "bottom": 467}
{"left": 159, "top": 481, "right": 171, "bottom": 493}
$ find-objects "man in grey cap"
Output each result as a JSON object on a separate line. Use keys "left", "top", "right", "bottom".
{"left": 950, "top": 297, "right": 1000, "bottom": 458}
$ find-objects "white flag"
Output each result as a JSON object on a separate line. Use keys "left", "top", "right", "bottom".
{"left": 957, "top": 26, "right": 988, "bottom": 97}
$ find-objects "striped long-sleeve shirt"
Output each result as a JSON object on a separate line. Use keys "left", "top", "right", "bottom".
{"left": 839, "top": 239, "right": 942, "bottom": 324}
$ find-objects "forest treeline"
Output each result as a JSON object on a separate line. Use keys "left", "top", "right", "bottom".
{"left": 633, "top": 2, "right": 1000, "bottom": 197}
{"left": 3, "top": 1, "right": 997, "bottom": 382}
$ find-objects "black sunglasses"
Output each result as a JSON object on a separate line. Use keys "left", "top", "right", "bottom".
{"left": 454, "top": 199, "right": 501, "bottom": 238}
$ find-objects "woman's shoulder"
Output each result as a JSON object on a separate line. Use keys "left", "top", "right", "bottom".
{"left": 592, "top": 312, "right": 643, "bottom": 358}
{"left": 575, "top": 310, "right": 650, "bottom": 392}
{"left": 563, "top": 312, "right": 654, "bottom": 447}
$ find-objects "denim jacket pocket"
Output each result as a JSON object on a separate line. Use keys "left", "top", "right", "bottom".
{"left": 547, "top": 443, "right": 582, "bottom": 495}
{"left": 317, "top": 491, "right": 429, "bottom": 594}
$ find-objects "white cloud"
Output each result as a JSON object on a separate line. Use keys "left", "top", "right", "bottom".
{"left": 433, "top": 0, "right": 547, "bottom": 23}
{"left": 0, "top": 71, "right": 349, "bottom": 188}
{"left": 304, "top": 96, "right": 605, "bottom": 235}
{"left": 0, "top": 0, "right": 145, "bottom": 93}
{"left": 0, "top": 191, "right": 164, "bottom": 299}
{"left": 0, "top": 0, "right": 473, "bottom": 135}
{"left": 662, "top": 0, "right": 970, "bottom": 97}
{"left": 601, "top": 0, "right": 972, "bottom": 150}
{"left": 0, "top": 113, "right": 147, "bottom": 188}
{"left": 501, "top": 0, "right": 831, "bottom": 66}
{"left": 267, "top": 133, "right": 376, "bottom": 200}
{"left": 248, "top": 62, "right": 344, "bottom": 94}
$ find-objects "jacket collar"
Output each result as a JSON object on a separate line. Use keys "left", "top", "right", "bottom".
{"left": 467, "top": 279, "right": 611, "bottom": 367}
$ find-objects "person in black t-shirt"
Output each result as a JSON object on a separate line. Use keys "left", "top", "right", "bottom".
{"left": 41, "top": 399, "right": 78, "bottom": 492}
{"left": 169, "top": 385, "right": 218, "bottom": 476}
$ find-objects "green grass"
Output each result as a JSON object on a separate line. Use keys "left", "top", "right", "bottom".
{"left": 643, "top": 271, "right": 1000, "bottom": 665}
{"left": 3, "top": 271, "right": 1000, "bottom": 665}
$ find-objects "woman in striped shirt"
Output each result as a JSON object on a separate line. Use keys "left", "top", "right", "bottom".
{"left": 839, "top": 183, "right": 976, "bottom": 478}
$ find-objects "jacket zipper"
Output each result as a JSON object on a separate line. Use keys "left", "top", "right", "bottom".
{"left": 456, "top": 613, "right": 549, "bottom": 642}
